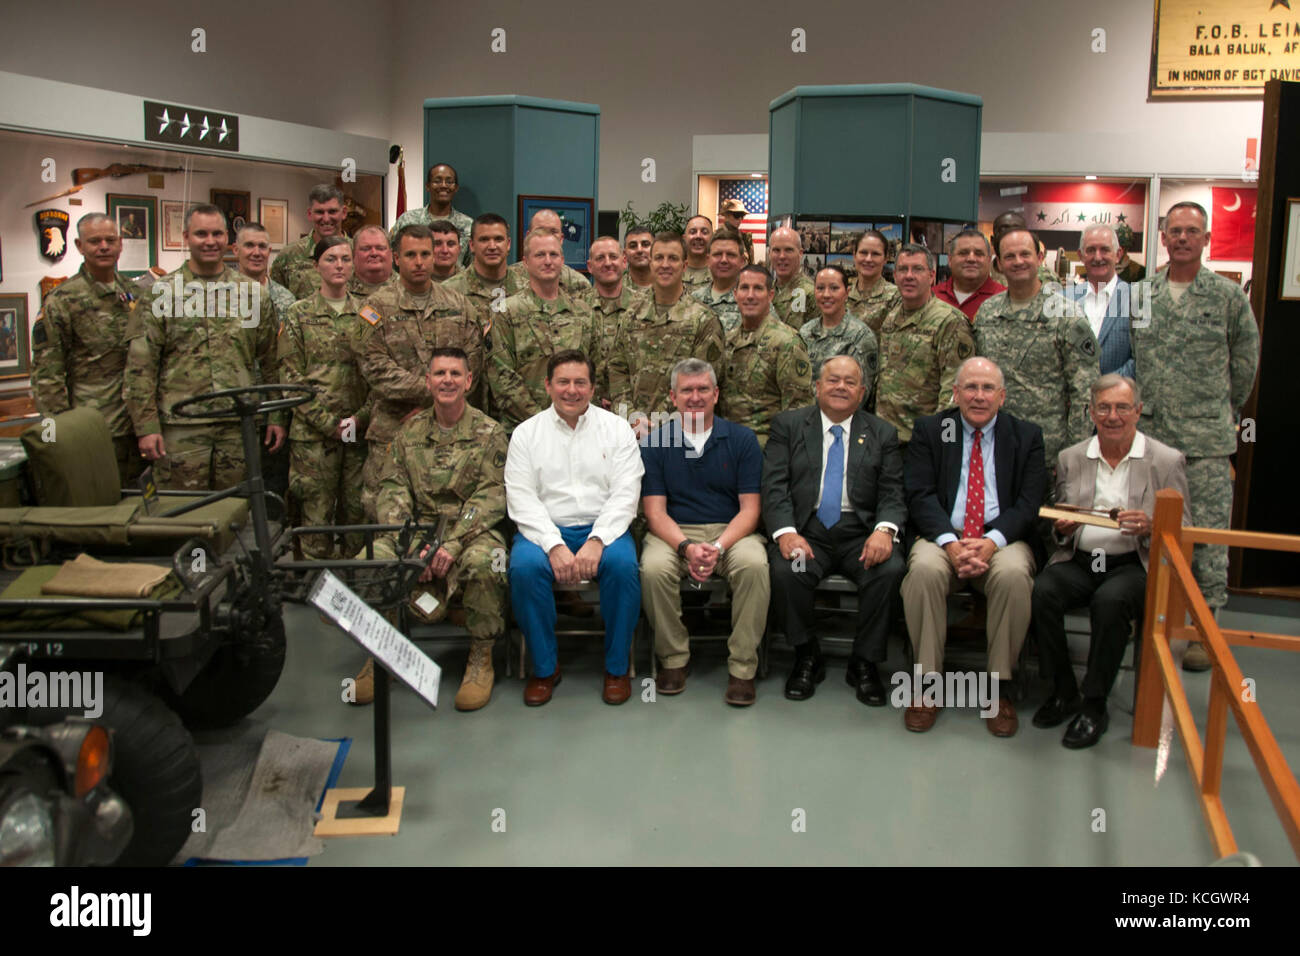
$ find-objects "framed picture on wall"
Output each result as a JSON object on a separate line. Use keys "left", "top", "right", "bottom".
{"left": 210, "top": 188, "right": 252, "bottom": 242}
{"left": 259, "top": 198, "right": 288, "bottom": 248}
{"left": 161, "top": 200, "right": 199, "bottom": 251}
{"left": 1281, "top": 198, "right": 1300, "bottom": 301}
{"left": 106, "top": 194, "right": 157, "bottom": 278}
{"left": 517, "top": 195, "right": 594, "bottom": 272}
{"left": 0, "top": 294, "right": 30, "bottom": 380}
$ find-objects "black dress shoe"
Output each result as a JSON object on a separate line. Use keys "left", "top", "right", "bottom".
{"left": 846, "top": 657, "right": 869, "bottom": 687}
{"left": 852, "top": 661, "right": 887, "bottom": 707}
{"left": 1032, "top": 692, "right": 1082, "bottom": 729}
{"left": 785, "top": 652, "right": 826, "bottom": 700}
{"left": 1062, "top": 709, "right": 1109, "bottom": 749}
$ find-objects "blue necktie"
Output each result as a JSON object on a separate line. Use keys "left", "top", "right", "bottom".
{"left": 818, "top": 424, "right": 844, "bottom": 529}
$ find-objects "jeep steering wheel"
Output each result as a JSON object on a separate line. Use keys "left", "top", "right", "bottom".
{"left": 170, "top": 384, "right": 315, "bottom": 421}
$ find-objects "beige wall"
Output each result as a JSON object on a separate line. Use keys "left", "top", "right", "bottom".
{"left": 1, "top": 0, "right": 1266, "bottom": 229}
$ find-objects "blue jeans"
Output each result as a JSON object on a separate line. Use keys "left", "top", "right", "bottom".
{"left": 508, "top": 525, "right": 640, "bottom": 678}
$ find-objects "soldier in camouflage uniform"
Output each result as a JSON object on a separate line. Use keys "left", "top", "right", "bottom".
{"left": 1131, "top": 202, "right": 1259, "bottom": 668}
{"left": 278, "top": 236, "right": 370, "bottom": 558}
{"left": 234, "top": 223, "right": 296, "bottom": 328}
{"left": 505, "top": 209, "right": 591, "bottom": 295}
{"left": 429, "top": 219, "right": 463, "bottom": 282}
{"left": 799, "top": 264, "right": 879, "bottom": 405}
{"left": 234, "top": 222, "right": 296, "bottom": 498}
{"left": 126, "top": 205, "right": 283, "bottom": 491}
{"left": 768, "top": 226, "right": 820, "bottom": 330}
{"left": 371, "top": 348, "right": 508, "bottom": 711}
{"left": 489, "top": 231, "right": 599, "bottom": 432}
{"left": 585, "top": 236, "right": 646, "bottom": 401}
{"left": 359, "top": 223, "right": 485, "bottom": 519}
{"left": 973, "top": 228, "right": 1097, "bottom": 479}
{"left": 690, "top": 229, "right": 746, "bottom": 331}
{"left": 989, "top": 211, "right": 1058, "bottom": 287}
{"left": 875, "top": 244, "right": 975, "bottom": 445}
{"left": 389, "top": 163, "right": 474, "bottom": 267}
{"left": 720, "top": 266, "right": 813, "bottom": 447}
{"left": 31, "top": 214, "right": 144, "bottom": 487}
{"left": 847, "top": 229, "right": 902, "bottom": 335}
{"left": 623, "top": 227, "right": 655, "bottom": 294}
{"left": 607, "top": 233, "right": 726, "bottom": 432}
{"left": 444, "top": 213, "right": 525, "bottom": 339}
{"left": 348, "top": 226, "right": 399, "bottom": 299}
{"left": 683, "top": 215, "right": 714, "bottom": 292}
{"left": 271, "top": 184, "right": 349, "bottom": 299}
{"left": 719, "top": 199, "right": 755, "bottom": 264}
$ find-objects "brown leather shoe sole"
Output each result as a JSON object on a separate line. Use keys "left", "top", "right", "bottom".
{"left": 987, "top": 699, "right": 1019, "bottom": 737}
{"left": 603, "top": 673, "right": 631, "bottom": 705}
{"left": 524, "top": 670, "right": 561, "bottom": 706}
{"left": 904, "top": 705, "right": 940, "bottom": 732}
{"left": 656, "top": 665, "right": 688, "bottom": 695}
{"left": 724, "top": 676, "right": 756, "bottom": 707}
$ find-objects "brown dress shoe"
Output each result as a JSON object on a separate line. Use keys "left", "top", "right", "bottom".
{"left": 656, "top": 665, "right": 688, "bottom": 695}
{"left": 603, "top": 672, "right": 631, "bottom": 705}
{"left": 904, "top": 704, "right": 940, "bottom": 732}
{"left": 524, "top": 669, "right": 561, "bottom": 706}
{"left": 724, "top": 676, "right": 756, "bottom": 707}
{"left": 987, "top": 697, "right": 1019, "bottom": 737}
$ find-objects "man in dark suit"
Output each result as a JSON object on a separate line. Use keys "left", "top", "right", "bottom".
{"left": 762, "top": 355, "right": 907, "bottom": 705}
{"left": 1062, "top": 224, "right": 1136, "bottom": 378}
{"left": 901, "top": 357, "right": 1046, "bottom": 736}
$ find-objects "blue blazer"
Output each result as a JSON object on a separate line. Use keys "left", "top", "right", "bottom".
{"left": 1063, "top": 279, "right": 1135, "bottom": 379}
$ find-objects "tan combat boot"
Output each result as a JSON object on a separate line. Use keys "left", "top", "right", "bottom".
{"left": 454, "top": 638, "right": 496, "bottom": 711}
{"left": 350, "top": 657, "right": 375, "bottom": 706}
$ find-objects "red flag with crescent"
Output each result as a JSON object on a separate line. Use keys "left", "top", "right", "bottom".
{"left": 1209, "top": 187, "right": 1255, "bottom": 261}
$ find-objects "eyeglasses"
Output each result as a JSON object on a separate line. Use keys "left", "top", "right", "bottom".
{"left": 1093, "top": 403, "right": 1136, "bottom": 415}
{"left": 429, "top": 178, "right": 457, "bottom": 186}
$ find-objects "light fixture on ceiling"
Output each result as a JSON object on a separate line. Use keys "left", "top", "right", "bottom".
{"left": 1085, "top": 175, "right": 1097, "bottom": 180}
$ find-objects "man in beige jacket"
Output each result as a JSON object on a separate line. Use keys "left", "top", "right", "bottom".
{"left": 1030, "top": 373, "right": 1190, "bottom": 749}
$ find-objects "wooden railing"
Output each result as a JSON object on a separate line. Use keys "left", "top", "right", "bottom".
{"left": 1132, "top": 488, "right": 1300, "bottom": 860}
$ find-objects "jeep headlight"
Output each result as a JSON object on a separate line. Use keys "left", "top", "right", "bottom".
{"left": 0, "top": 791, "right": 56, "bottom": 867}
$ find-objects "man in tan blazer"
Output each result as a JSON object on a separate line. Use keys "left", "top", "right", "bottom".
{"left": 1030, "top": 373, "right": 1190, "bottom": 749}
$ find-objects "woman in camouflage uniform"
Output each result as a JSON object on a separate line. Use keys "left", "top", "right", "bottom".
{"left": 846, "top": 230, "right": 902, "bottom": 336}
{"left": 799, "top": 264, "right": 879, "bottom": 407}
{"left": 278, "top": 236, "right": 371, "bottom": 558}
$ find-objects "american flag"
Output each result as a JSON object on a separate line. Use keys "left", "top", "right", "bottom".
{"left": 718, "top": 179, "right": 768, "bottom": 249}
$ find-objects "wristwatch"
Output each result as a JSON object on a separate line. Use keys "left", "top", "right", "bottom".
{"left": 676, "top": 539, "right": 691, "bottom": 558}
{"left": 712, "top": 540, "right": 726, "bottom": 557}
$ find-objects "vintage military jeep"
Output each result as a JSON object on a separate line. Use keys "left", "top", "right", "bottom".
{"left": 0, "top": 386, "right": 442, "bottom": 866}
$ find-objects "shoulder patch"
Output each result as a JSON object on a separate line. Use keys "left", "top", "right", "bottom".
{"left": 957, "top": 340, "right": 973, "bottom": 359}
{"left": 32, "top": 316, "right": 47, "bottom": 347}
{"left": 794, "top": 358, "right": 810, "bottom": 379}
{"left": 360, "top": 305, "right": 382, "bottom": 326}
{"left": 1080, "top": 335, "right": 1097, "bottom": 356}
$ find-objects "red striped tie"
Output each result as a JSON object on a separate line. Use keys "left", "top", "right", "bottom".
{"left": 963, "top": 429, "right": 984, "bottom": 539}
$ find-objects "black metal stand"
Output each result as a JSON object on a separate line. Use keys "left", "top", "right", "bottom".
{"left": 335, "top": 602, "right": 407, "bottom": 819}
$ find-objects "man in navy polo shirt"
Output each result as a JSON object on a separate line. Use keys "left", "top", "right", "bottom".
{"left": 639, "top": 358, "right": 769, "bottom": 706}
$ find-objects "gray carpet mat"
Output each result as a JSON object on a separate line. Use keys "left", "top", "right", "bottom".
{"left": 173, "top": 722, "right": 339, "bottom": 863}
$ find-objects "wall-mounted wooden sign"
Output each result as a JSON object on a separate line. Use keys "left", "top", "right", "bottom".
{"left": 1150, "top": 0, "right": 1300, "bottom": 99}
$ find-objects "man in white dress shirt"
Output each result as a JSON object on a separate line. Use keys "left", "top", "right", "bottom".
{"left": 505, "top": 349, "right": 645, "bottom": 706}
{"left": 1063, "top": 224, "right": 1135, "bottom": 378}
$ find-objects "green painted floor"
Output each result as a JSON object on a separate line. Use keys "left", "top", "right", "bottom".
{"left": 247, "top": 598, "right": 1300, "bottom": 866}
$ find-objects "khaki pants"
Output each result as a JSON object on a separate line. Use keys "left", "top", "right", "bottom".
{"left": 901, "top": 538, "right": 1036, "bottom": 680}
{"left": 640, "top": 524, "right": 769, "bottom": 679}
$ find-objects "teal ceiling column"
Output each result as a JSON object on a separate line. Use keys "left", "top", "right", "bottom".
{"left": 422, "top": 95, "right": 600, "bottom": 255}
{"left": 768, "top": 84, "right": 982, "bottom": 228}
